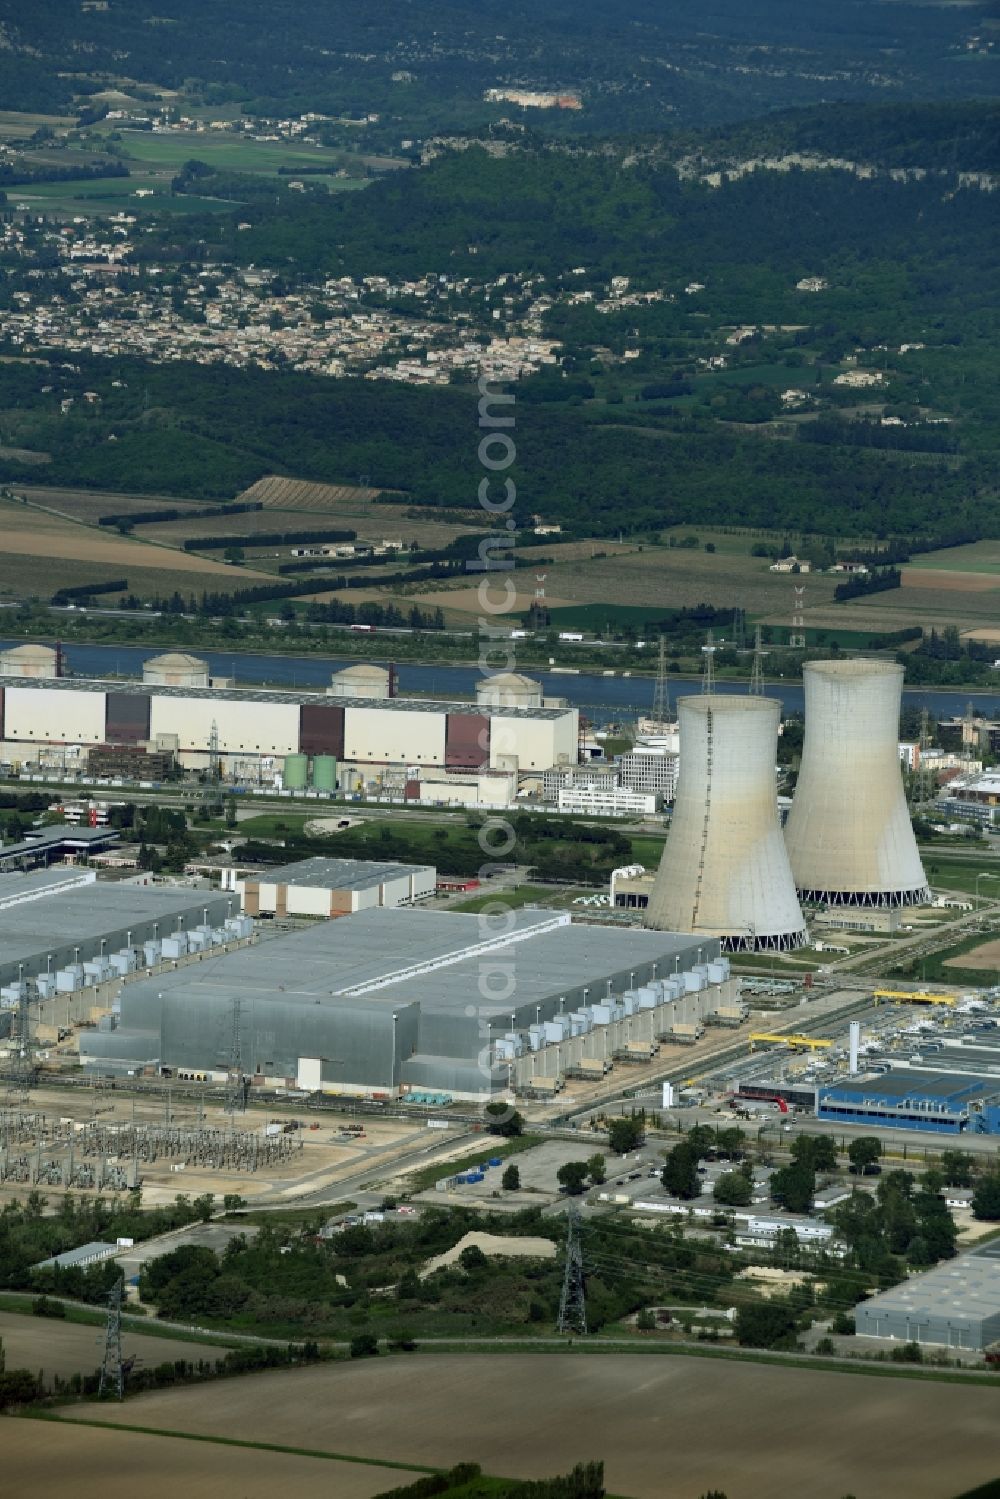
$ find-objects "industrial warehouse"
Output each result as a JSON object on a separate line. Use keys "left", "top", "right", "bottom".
{"left": 227, "top": 855, "right": 437, "bottom": 917}
{"left": 80, "top": 909, "right": 739, "bottom": 1098}
{"left": 856, "top": 1244, "right": 1000, "bottom": 1350}
{"left": 0, "top": 874, "right": 239, "bottom": 995}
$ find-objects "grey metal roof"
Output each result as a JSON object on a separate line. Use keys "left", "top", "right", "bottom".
{"left": 0, "top": 824, "right": 119, "bottom": 857}
{"left": 0, "top": 868, "right": 94, "bottom": 900}
{"left": 252, "top": 856, "right": 433, "bottom": 890}
{"left": 0, "top": 674, "right": 571, "bottom": 720}
{"left": 0, "top": 883, "right": 233, "bottom": 964}
{"left": 858, "top": 1249, "right": 1000, "bottom": 1323}
{"left": 32, "top": 1241, "right": 118, "bottom": 1271}
{"left": 120, "top": 908, "right": 710, "bottom": 1023}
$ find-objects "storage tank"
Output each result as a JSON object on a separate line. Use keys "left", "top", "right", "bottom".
{"left": 282, "top": 753, "right": 308, "bottom": 791}
{"left": 643, "top": 694, "right": 807, "bottom": 951}
{"left": 312, "top": 754, "right": 337, "bottom": 792}
{"left": 784, "top": 659, "right": 930, "bottom": 907}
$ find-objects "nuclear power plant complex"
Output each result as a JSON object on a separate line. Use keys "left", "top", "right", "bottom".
{"left": 0, "top": 646, "right": 579, "bottom": 800}
{"left": 642, "top": 695, "right": 807, "bottom": 952}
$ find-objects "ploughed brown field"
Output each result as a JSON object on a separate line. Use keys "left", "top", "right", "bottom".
{"left": 944, "top": 938, "right": 1000, "bottom": 971}
{"left": 0, "top": 501, "right": 270, "bottom": 579}
{"left": 73, "top": 1353, "right": 1000, "bottom": 1499}
{"left": 4, "top": 1420, "right": 407, "bottom": 1499}
{"left": 0, "top": 1310, "right": 227, "bottom": 1383}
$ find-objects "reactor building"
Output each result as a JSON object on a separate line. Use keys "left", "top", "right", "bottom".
{"left": 641, "top": 694, "right": 807, "bottom": 951}
{"left": 784, "top": 659, "right": 930, "bottom": 907}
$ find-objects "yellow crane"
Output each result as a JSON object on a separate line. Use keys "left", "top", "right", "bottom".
{"left": 872, "top": 989, "right": 956, "bottom": 1007}
{"left": 748, "top": 1032, "right": 834, "bottom": 1053}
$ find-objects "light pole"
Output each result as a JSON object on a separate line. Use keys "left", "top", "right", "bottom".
{"left": 390, "top": 1011, "right": 398, "bottom": 1095}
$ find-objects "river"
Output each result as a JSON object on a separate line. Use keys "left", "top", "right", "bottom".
{"left": 3, "top": 640, "right": 997, "bottom": 724}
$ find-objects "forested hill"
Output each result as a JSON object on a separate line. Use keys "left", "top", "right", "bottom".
{"left": 2, "top": 0, "right": 996, "bottom": 130}
{"left": 678, "top": 101, "right": 1000, "bottom": 174}
{"left": 168, "top": 127, "right": 1000, "bottom": 308}
{"left": 0, "top": 355, "right": 994, "bottom": 543}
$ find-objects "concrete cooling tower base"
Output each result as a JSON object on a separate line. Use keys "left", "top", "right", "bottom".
{"left": 723, "top": 927, "right": 808, "bottom": 953}
{"left": 796, "top": 884, "right": 930, "bottom": 909}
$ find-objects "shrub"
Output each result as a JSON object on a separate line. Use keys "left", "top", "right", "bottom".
{"left": 350, "top": 1333, "right": 379, "bottom": 1359}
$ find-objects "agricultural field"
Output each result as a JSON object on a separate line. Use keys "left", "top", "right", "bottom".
{"left": 0, "top": 111, "right": 76, "bottom": 141}
{"left": 944, "top": 938, "right": 1000, "bottom": 972}
{"left": 241, "top": 477, "right": 387, "bottom": 511}
{"left": 237, "top": 477, "right": 486, "bottom": 548}
{"left": 4, "top": 1420, "right": 408, "bottom": 1499}
{"left": 92, "top": 125, "right": 406, "bottom": 179}
{"left": 73, "top": 1353, "right": 1000, "bottom": 1499}
{"left": 404, "top": 544, "right": 837, "bottom": 626}
{"left": 11, "top": 485, "right": 209, "bottom": 525}
{"left": 0, "top": 1310, "right": 226, "bottom": 1384}
{"left": 0, "top": 499, "right": 271, "bottom": 588}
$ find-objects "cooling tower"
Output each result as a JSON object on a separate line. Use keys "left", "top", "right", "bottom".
{"left": 643, "top": 694, "right": 807, "bottom": 951}
{"left": 784, "top": 659, "right": 929, "bottom": 907}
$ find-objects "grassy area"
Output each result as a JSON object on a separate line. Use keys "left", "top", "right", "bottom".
{"left": 449, "top": 885, "right": 556, "bottom": 914}
{"left": 403, "top": 1134, "right": 544, "bottom": 1195}
{"left": 230, "top": 811, "right": 311, "bottom": 838}
{"left": 225, "top": 1202, "right": 356, "bottom": 1228}
{"left": 920, "top": 851, "right": 1000, "bottom": 898}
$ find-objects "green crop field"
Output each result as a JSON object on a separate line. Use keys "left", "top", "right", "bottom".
{"left": 93, "top": 126, "right": 405, "bottom": 178}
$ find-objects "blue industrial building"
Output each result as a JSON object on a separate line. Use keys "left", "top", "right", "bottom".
{"left": 818, "top": 1069, "right": 1000, "bottom": 1135}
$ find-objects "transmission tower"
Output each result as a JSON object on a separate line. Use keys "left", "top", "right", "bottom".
{"left": 789, "top": 582, "right": 806, "bottom": 649}
{"left": 224, "top": 997, "right": 247, "bottom": 1114}
{"left": 650, "top": 637, "right": 672, "bottom": 727}
{"left": 749, "top": 623, "right": 767, "bottom": 696}
{"left": 701, "top": 631, "right": 716, "bottom": 694}
{"left": 556, "top": 1206, "right": 587, "bottom": 1336}
{"left": 11, "top": 984, "right": 34, "bottom": 1097}
{"left": 99, "top": 1277, "right": 126, "bottom": 1400}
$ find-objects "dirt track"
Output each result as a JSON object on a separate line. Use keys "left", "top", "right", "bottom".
{"left": 74, "top": 1352, "right": 1000, "bottom": 1499}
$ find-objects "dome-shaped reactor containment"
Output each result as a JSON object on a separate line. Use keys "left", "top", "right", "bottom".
{"left": 784, "top": 659, "right": 929, "bottom": 907}
{"left": 142, "top": 652, "right": 209, "bottom": 688}
{"left": 476, "top": 672, "right": 543, "bottom": 708}
{"left": 642, "top": 694, "right": 807, "bottom": 951}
